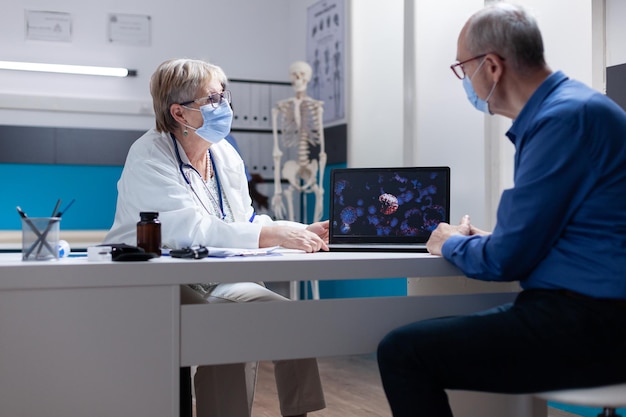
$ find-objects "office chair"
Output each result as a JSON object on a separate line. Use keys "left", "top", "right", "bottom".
{"left": 535, "top": 383, "right": 626, "bottom": 417}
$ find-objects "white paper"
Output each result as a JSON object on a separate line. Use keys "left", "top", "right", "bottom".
{"left": 107, "top": 13, "right": 151, "bottom": 46}
{"left": 26, "top": 10, "right": 72, "bottom": 42}
{"left": 206, "top": 246, "right": 281, "bottom": 258}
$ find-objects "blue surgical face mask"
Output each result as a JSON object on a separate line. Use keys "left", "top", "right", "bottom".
{"left": 185, "top": 100, "right": 233, "bottom": 144}
{"left": 462, "top": 59, "right": 497, "bottom": 114}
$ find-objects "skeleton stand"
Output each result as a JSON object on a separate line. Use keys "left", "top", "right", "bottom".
{"left": 271, "top": 95, "right": 325, "bottom": 300}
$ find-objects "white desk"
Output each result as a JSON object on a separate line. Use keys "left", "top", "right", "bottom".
{"left": 0, "top": 251, "right": 538, "bottom": 417}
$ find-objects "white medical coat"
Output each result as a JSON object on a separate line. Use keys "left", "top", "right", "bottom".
{"left": 105, "top": 128, "right": 302, "bottom": 249}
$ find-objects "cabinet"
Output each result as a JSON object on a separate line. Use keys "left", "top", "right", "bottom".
{"left": 229, "top": 79, "right": 298, "bottom": 180}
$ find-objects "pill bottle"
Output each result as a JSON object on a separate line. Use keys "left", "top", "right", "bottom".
{"left": 137, "top": 211, "right": 161, "bottom": 256}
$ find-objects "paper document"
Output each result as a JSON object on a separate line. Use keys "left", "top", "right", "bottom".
{"left": 206, "top": 246, "right": 281, "bottom": 258}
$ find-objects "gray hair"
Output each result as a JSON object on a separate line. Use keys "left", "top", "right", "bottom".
{"left": 150, "top": 58, "right": 228, "bottom": 133}
{"left": 466, "top": 2, "right": 546, "bottom": 74}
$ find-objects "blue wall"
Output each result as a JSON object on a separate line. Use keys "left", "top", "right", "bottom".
{"left": 0, "top": 163, "right": 121, "bottom": 230}
{"left": 319, "top": 278, "right": 407, "bottom": 298}
{"left": 1, "top": 161, "right": 408, "bottom": 297}
{"left": 550, "top": 403, "right": 625, "bottom": 417}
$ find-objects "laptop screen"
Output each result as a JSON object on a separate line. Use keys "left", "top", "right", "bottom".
{"left": 329, "top": 167, "right": 450, "bottom": 244}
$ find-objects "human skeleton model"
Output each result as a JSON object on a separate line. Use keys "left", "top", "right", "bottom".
{"left": 271, "top": 61, "right": 326, "bottom": 224}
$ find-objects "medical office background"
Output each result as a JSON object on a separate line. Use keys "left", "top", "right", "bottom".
{"left": 0, "top": 0, "right": 625, "bottom": 301}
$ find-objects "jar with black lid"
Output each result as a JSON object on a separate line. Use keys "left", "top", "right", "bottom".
{"left": 137, "top": 211, "right": 161, "bottom": 256}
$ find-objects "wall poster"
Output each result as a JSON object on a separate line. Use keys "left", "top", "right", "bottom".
{"left": 25, "top": 10, "right": 72, "bottom": 42}
{"left": 307, "top": 0, "right": 345, "bottom": 124}
{"left": 108, "top": 13, "right": 151, "bottom": 46}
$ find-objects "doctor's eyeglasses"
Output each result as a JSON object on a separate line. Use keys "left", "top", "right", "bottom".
{"left": 180, "top": 90, "right": 232, "bottom": 108}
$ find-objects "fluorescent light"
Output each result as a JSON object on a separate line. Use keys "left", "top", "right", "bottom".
{"left": 0, "top": 61, "right": 137, "bottom": 77}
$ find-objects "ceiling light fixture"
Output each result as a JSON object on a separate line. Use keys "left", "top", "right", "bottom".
{"left": 0, "top": 60, "right": 137, "bottom": 77}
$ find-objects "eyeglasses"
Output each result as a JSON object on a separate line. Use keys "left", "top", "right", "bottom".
{"left": 450, "top": 54, "right": 487, "bottom": 80}
{"left": 180, "top": 90, "right": 232, "bottom": 108}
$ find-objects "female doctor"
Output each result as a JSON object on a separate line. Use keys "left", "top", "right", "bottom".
{"left": 105, "top": 58, "right": 327, "bottom": 417}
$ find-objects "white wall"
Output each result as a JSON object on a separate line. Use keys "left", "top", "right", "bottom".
{"left": 285, "top": 1, "right": 319, "bottom": 71}
{"left": 606, "top": 0, "right": 626, "bottom": 67}
{"left": 406, "top": 0, "right": 598, "bottom": 229}
{"left": 483, "top": 0, "right": 599, "bottom": 229}
{"left": 0, "top": 0, "right": 616, "bottom": 230}
{"left": 352, "top": 0, "right": 600, "bottom": 230}
{"left": 405, "top": 0, "right": 610, "bottom": 309}
{"left": 412, "top": 0, "right": 487, "bottom": 226}
{"left": 348, "top": 1, "right": 404, "bottom": 168}
{"left": 0, "top": 0, "right": 296, "bottom": 130}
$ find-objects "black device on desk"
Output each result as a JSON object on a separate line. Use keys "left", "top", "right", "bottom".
{"left": 170, "top": 246, "right": 209, "bottom": 259}
{"left": 105, "top": 243, "right": 157, "bottom": 262}
{"left": 327, "top": 166, "right": 450, "bottom": 252}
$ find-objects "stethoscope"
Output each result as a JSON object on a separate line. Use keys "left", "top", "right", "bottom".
{"left": 171, "top": 134, "right": 226, "bottom": 220}
{"left": 171, "top": 134, "right": 256, "bottom": 223}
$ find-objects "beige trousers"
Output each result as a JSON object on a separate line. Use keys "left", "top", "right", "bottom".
{"left": 181, "top": 283, "right": 326, "bottom": 417}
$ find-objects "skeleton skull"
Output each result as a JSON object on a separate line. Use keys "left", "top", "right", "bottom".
{"left": 288, "top": 61, "right": 312, "bottom": 94}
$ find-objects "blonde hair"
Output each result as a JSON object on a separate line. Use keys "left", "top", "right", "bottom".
{"left": 150, "top": 58, "right": 228, "bottom": 133}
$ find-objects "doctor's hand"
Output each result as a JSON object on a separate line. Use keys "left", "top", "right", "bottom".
{"left": 426, "top": 215, "right": 472, "bottom": 256}
{"left": 259, "top": 225, "right": 329, "bottom": 253}
{"left": 306, "top": 220, "right": 329, "bottom": 243}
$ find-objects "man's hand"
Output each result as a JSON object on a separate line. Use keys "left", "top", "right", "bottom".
{"left": 426, "top": 215, "right": 472, "bottom": 256}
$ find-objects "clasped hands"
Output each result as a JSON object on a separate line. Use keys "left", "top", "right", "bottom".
{"left": 426, "top": 215, "right": 490, "bottom": 256}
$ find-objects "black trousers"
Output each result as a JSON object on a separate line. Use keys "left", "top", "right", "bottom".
{"left": 377, "top": 289, "right": 626, "bottom": 417}
{"left": 180, "top": 367, "right": 192, "bottom": 417}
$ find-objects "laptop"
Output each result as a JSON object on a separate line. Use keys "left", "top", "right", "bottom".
{"left": 328, "top": 166, "right": 450, "bottom": 252}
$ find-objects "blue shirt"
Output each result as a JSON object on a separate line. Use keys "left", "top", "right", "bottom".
{"left": 442, "top": 71, "right": 626, "bottom": 299}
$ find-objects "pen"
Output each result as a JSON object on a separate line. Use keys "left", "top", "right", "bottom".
{"left": 35, "top": 199, "right": 63, "bottom": 257}
{"left": 51, "top": 198, "right": 62, "bottom": 218}
{"left": 56, "top": 199, "right": 75, "bottom": 217}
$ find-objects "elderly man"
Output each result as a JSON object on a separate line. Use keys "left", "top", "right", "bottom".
{"left": 377, "top": 3, "right": 626, "bottom": 417}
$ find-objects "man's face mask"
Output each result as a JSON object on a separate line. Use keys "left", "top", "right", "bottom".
{"left": 184, "top": 100, "right": 233, "bottom": 144}
{"left": 462, "top": 57, "right": 497, "bottom": 114}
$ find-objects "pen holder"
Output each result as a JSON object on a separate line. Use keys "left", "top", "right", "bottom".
{"left": 22, "top": 217, "right": 61, "bottom": 261}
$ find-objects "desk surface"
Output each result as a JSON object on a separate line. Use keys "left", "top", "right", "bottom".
{"left": 0, "top": 249, "right": 537, "bottom": 417}
{"left": 0, "top": 250, "right": 461, "bottom": 290}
